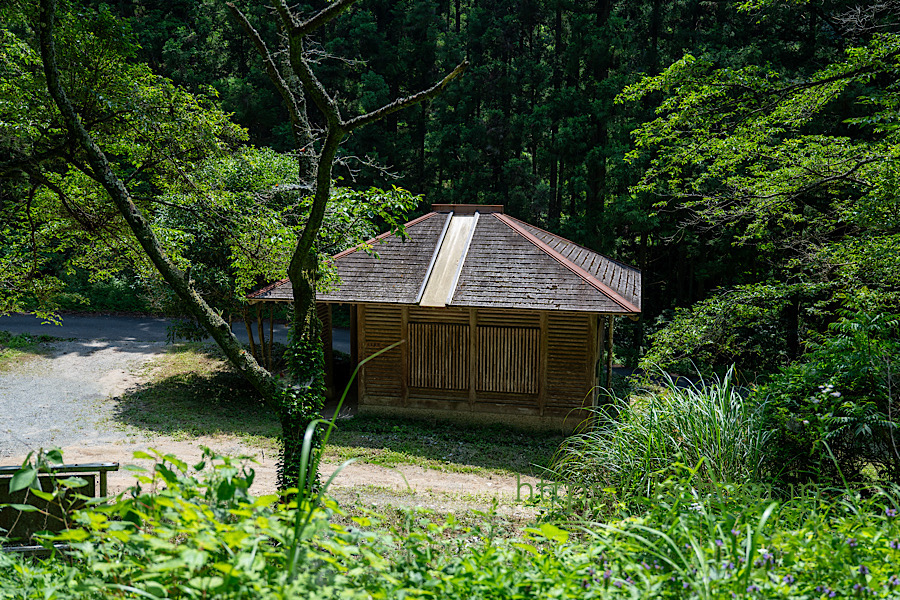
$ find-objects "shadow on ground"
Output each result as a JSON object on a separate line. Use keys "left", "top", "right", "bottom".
{"left": 111, "top": 345, "right": 280, "bottom": 442}
{"left": 325, "top": 415, "right": 567, "bottom": 477}
{"left": 111, "top": 344, "right": 567, "bottom": 476}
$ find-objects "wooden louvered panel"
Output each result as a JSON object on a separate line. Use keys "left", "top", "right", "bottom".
{"left": 409, "top": 323, "right": 469, "bottom": 390}
{"left": 476, "top": 326, "right": 539, "bottom": 394}
{"left": 361, "top": 305, "right": 402, "bottom": 399}
{"left": 408, "top": 306, "right": 469, "bottom": 324}
{"left": 546, "top": 313, "right": 592, "bottom": 408}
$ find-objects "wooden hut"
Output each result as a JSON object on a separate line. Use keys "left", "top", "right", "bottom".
{"left": 250, "top": 204, "right": 641, "bottom": 430}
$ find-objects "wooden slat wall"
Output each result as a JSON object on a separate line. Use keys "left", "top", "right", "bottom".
{"left": 409, "top": 305, "right": 470, "bottom": 324}
{"left": 360, "top": 304, "right": 595, "bottom": 422}
{"left": 475, "top": 307, "right": 540, "bottom": 327}
{"left": 545, "top": 313, "right": 593, "bottom": 417}
{"left": 476, "top": 326, "right": 539, "bottom": 394}
{"left": 359, "top": 304, "right": 402, "bottom": 403}
{"left": 409, "top": 323, "right": 469, "bottom": 390}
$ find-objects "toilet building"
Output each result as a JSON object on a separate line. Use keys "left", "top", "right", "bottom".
{"left": 250, "top": 204, "right": 641, "bottom": 430}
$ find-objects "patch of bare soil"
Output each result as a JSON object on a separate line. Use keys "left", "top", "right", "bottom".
{"left": 26, "top": 438, "right": 540, "bottom": 518}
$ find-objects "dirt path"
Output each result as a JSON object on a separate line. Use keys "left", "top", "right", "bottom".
{"left": 42, "top": 439, "right": 540, "bottom": 517}
{"left": 1, "top": 340, "right": 541, "bottom": 518}
{"left": 0, "top": 340, "right": 166, "bottom": 459}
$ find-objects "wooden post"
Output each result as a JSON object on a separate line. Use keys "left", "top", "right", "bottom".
{"left": 244, "top": 308, "right": 257, "bottom": 361}
{"left": 256, "top": 304, "right": 266, "bottom": 368}
{"left": 605, "top": 316, "right": 615, "bottom": 390}
{"left": 357, "top": 305, "right": 366, "bottom": 404}
{"left": 539, "top": 311, "right": 548, "bottom": 416}
{"left": 597, "top": 314, "right": 606, "bottom": 393}
{"left": 268, "top": 304, "right": 275, "bottom": 371}
{"left": 400, "top": 305, "right": 409, "bottom": 406}
{"left": 468, "top": 308, "right": 477, "bottom": 408}
{"left": 320, "top": 303, "right": 334, "bottom": 398}
{"left": 349, "top": 304, "right": 358, "bottom": 366}
{"left": 588, "top": 314, "right": 599, "bottom": 408}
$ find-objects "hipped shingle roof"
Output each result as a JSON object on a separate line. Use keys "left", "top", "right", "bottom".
{"left": 249, "top": 206, "right": 641, "bottom": 314}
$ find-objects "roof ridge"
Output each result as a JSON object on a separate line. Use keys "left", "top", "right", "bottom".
{"left": 516, "top": 219, "right": 641, "bottom": 274}
{"left": 247, "top": 277, "right": 289, "bottom": 299}
{"left": 493, "top": 213, "right": 640, "bottom": 313}
{"left": 329, "top": 211, "right": 438, "bottom": 261}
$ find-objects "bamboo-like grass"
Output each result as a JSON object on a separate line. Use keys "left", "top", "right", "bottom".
{"left": 552, "top": 366, "right": 769, "bottom": 496}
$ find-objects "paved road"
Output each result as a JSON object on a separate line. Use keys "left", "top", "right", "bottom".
{"left": 0, "top": 314, "right": 352, "bottom": 459}
{"left": 0, "top": 313, "right": 293, "bottom": 344}
{"left": 0, "top": 313, "right": 351, "bottom": 352}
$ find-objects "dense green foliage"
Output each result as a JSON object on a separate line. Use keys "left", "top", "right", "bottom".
{"left": 3, "top": 0, "right": 899, "bottom": 494}
{"left": 7, "top": 0, "right": 895, "bottom": 383}
{"left": 4, "top": 449, "right": 900, "bottom": 599}
{"left": 761, "top": 312, "right": 900, "bottom": 486}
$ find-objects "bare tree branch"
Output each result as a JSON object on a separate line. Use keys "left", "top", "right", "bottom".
{"left": 226, "top": 2, "right": 312, "bottom": 160}
{"left": 292, "top": 0, "right": 359, "bottom": 38}
{"left": 343, "top": 60, "right": 469, "bottom": 131}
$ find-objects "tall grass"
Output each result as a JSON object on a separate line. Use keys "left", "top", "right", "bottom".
{"left": 552, "top": 366, "right": 768, "bottom": 495}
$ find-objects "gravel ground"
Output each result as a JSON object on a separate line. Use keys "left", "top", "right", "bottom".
{"left": 0, "top": 339, "right": 166, "bottom": 460}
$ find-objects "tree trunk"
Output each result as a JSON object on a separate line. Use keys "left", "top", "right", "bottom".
{"left": 38, "top": 0, "right": 280, "bottom": 406}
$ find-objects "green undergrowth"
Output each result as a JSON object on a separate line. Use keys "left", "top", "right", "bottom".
{"left": 3, "top": 451, "right": 900, "bottom": 599}
{"left": 0, "top": 330, "right": 60, "bottom": 370}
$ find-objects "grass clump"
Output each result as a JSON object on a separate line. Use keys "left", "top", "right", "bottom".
{"left": 552, "top": 366, "right": 768, "bottom": 498}
{"left": 0, "top": 330, "right": 59, "bottom": 370}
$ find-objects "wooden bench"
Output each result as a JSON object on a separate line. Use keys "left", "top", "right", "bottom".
{"left": 1, "top": 462, "right": 119, "bottom": 553}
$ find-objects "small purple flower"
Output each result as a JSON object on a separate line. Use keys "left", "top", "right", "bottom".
{"left": 683, "top": 581, "right": 691, "bottom": 589}
{"left": 641, "top": 561, "right": 651, "bottom": 570}
{"left": 747, "top": 584, "right": 760, "bottom": 593}
{"left": 860, "top": 565, "right": 870, "bottom": 575}
{"left": 603, "top": 569, "right": 611, "bottom": 580}
{"left": 625, "top": 577, "right": 633, "bottom": 585}
{"left": 613, "top": 580, "right": 623, "bottom": 588}
{"left": 582, "top": 579, "right": 590, "bottom": 589}
{"left": 854, "top": 583, "right": 863, "bottom": 591}
{"left": 888, "top": 574, "right": 900, "bottom": 587}
{"left": 724, "top": 561, "right": 735, "bottom": 571}
{"left": 847, "top": 537, "right": 859, "bottom": 547}
{"left": 731, "top": 528, "right": 740, "bottom": 537}
{"left": 890, "top": 540, "right": 900, "bottom": 550}
{"left": 715, "top": 539, "right": 724, "bottom": 547}
{"left": 886, "top": 508, "right": 898, "bottom": 518}
{"left": 782, "top": 574, "right": 795, "bottom": 585}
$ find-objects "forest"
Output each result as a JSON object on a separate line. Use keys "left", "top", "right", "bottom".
{"left": 1, "top": 0, "right": 900, "bottom": 597}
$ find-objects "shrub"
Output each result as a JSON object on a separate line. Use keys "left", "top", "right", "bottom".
{"left": 4, "top": 454, "right": 900, "bottom": 599}
{"left": 759, "top": 311, "right": 900, "bottom": 486}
